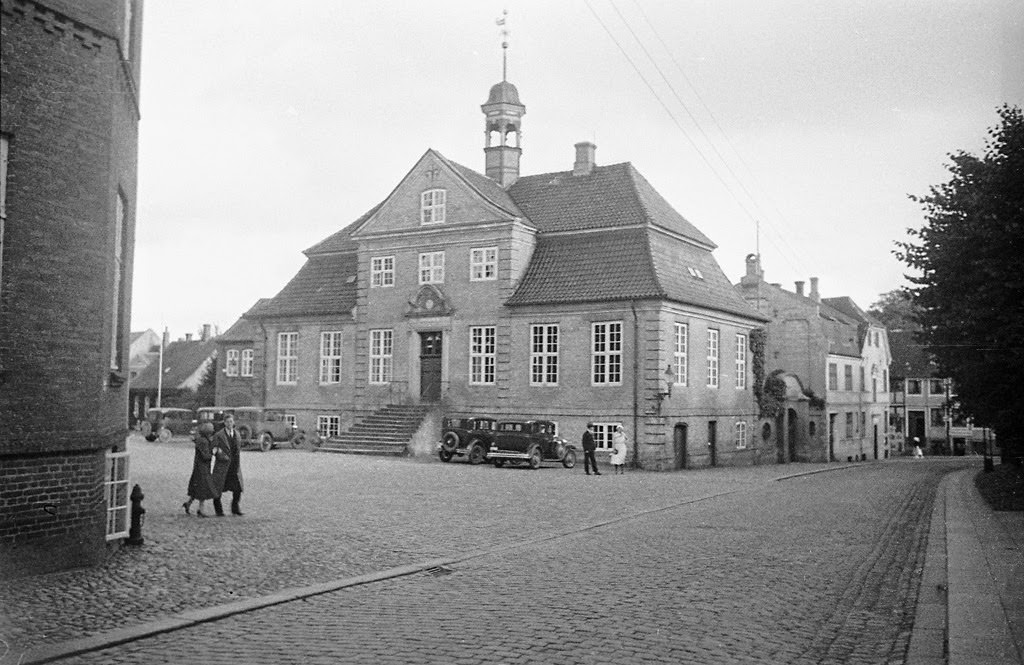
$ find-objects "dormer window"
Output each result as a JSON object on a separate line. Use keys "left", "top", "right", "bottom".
{"left": 687, "top": 266, "right": 704, "bottom": 279}
{"left": 421, "top": 189, "right": 446, "bottom": 225}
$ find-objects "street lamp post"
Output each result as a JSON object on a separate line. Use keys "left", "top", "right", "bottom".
{"left": 944, "top": 378, "right": 952, "bottom": 456}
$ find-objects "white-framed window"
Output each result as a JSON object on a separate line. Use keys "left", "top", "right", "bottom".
{"left": 104, "top": 450, "right": 130, "bottom": 540}
{"left": 369, "top": 329, "right": 393, "bottom": 384}
{"left": 592, "top": 321, "right": 623, "bottom": 385}
{"left": 317, "top": 415, "right": 341, "bottom": 438}
{"left": 829, "top": 363, "right": 839, "bottom": 390}
{"left": 530, "top": 324, "right": 559, "bottom": 386}
{"left": 470, "top": 247, "right": 498, "bottom": 281}
{"left": 418, "top": 251, "right": 445, "bottom": 284}
{"left": 241, "top": 349, "right": 254, "bottom": 377}
{"left": 320, "top": 331, "right": 343, "bottom": 384}
{"left": 844, "top": 365, "right": 854, "bottom": 391}
{"left": 225, "top": 349, "right": 240, "bottom": 376}
{"left": 370, "top": 256, "right": 394, "bottom": 288}
{"left": 110, "top": 190, "right": 128, "bottom": 371}
{"left": 592, "top": 422, "right": 620, "bottom": 450}
{"left": 706, "top": 328, "right": 719, "bottom": 388}
{"left": 735, "top": 420, "right": 748, "bottom": 449}
{"left": 674, "top": 323, "right": 688, "bottom": 386}
{"left": 470, "top": 326, "right": 496, "bottom": 385}
{"left": 735, "top": 333, "right": 747, "bottom": 390}
{"left": 284, "top": 414, "right": 297, "bottom": 430}
{"left": 277, "top": 332, "right": 298, "bottom": 384}
{"left": 421, "top": 189, "right": 446, "bottom": 224}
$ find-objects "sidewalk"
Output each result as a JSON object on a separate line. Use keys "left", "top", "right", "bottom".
{"left": 908, "top": 466, "right": 1024, "bottom": 665}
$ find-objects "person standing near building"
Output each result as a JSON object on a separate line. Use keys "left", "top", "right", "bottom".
{"left": 183, "top": 423, "right": 217, "bottom": 517}
{"left": 610, "top": 425, "right": 628, "bottom": 474}
{"left": 212, "top": 414, "right": 245, "bottom": 516}
{"left": 582, "top": 423, "right": 601, "bottom": 475}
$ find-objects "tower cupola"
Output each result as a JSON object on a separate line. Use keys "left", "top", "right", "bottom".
{"left": 482, "top": 11, "right": 525, "bottom": 187}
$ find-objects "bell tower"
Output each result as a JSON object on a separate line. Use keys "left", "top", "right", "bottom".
{"left": 482, "top": 11, "right": 525, "bottom": 187}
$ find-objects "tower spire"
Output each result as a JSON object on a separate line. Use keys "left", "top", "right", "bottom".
{"left": 497, "top": 9, "right": 509, "bottom": 81}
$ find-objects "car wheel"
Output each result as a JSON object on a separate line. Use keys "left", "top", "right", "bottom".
{"left": 562, "top": 448, "right": 577, "bottom": 469}
{"left": 290, "top": 431, "right": 305, "bottom": 449}
{"left": 441, "top": 432, "right": 459, "bottom": 454}
{"left": 528, "top": 447, "right": 542, "bottom": 469}
{"left": 309, "top": 433, "right": 323, "bottom": 448}
{"left": 439, "top": 448, "right": 454, "bottom": 462}
{"left": 158, "top": 427, "right": 172, "bottom": 443}
{"left": 258, "top": 433, "right": 273, "bottom": 452}
{"left": 468, "top": 441, "right": 486, "bottom": 465}
{"left": 238, "top": 425, "right": 252, "bottom": 442}
{"left": 493, "top": 459, "right": 505, "bottom": 468}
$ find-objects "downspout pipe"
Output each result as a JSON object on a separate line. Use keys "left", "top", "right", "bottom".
{"left": 630, "top": 302, "right": 640, "bottom": 469}
{"left": 257, "top": 320, "right": 269, "bottom": 407}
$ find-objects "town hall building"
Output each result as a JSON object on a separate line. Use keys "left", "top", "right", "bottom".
{"left": 243, "top": 73, "right": 772, "bottom": 470}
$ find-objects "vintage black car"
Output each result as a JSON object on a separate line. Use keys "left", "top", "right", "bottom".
{"left": 140, "top": 407, "right": 195, "bottom": 442}
{"left": 437, "top": 415, "right": 498, "bottom": 464}
{"left": 488, "top": 420, "right": 577, "bottom": 470}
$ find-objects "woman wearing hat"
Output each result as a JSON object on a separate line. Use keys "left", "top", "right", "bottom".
{"left": 183, "top": 422, "right": 218, "bottom": 517}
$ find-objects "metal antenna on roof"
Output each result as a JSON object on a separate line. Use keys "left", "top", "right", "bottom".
{"left": 497, "top": 9, "right": 509, "bottom": 81}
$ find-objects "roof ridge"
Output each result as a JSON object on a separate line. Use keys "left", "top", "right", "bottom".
{"left": 432, "top": 151, "right": 525, "bottom": 220}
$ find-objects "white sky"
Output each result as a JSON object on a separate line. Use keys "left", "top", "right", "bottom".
{"left": 132, "top": 0, "right": 1024, "bottom": 339}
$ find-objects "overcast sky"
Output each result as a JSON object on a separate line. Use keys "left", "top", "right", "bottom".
{"left": 132, "top": 0, "right": 1023, "bottom": 340}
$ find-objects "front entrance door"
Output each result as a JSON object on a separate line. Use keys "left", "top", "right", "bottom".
{"left": 673, "top": 423, "right": 688, "bottom": 470}
{"left": 828, "top": 413, "right": 837, "bottom": 462}
{"left": 419, "top": 331, "right": 442, "bottom": 402}
{"left": 707, "top": 420, "right": 717, "bottom": 467}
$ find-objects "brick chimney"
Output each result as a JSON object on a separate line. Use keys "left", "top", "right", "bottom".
{"left": 809, "top": 277, "right": 820, "bottom": 302}
{"left": 573, "top": 142, "right": 596, "bottom": 176}
{"left": 201, "top": 324, "right": 212, "bottom": 341}
{"left": 795, "top": 280, "right": 805, "bottom": 296}
{"left": 185, "top": 333, "right": 193, "bottom": 342}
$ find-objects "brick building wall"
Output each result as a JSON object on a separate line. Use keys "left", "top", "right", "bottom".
{"left": 0, "top": 0, "right": 142, "bottom": 576}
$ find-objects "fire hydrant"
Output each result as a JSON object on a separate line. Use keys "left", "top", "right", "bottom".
{"left": 126, "top": 484, "right": 145, "bottom": 546}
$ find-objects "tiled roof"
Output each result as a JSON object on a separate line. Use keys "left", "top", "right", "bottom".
{"left": 304, "top": 203, "right": 383, "bottom": 255}
{"left": 441, "top": 153, "right": 524, "bottom": 219}
{"left": 508, "top": 162, "right": 714, "bottom": 246}
{"left": 889, "top": 330, "right": 936, "bottom": 378}
{"left": 219, "top": 313, "right": 259, "bottom": 343}
{"left": 247, "top": 253, "right": 358, "bottom": 319}
{"left": 131, "top": 339, "right": 216, "bottom": 390}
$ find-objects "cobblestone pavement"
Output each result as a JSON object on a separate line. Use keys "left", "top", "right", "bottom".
{"left": 0, "top": 435, "right": 974, "bottom": 664}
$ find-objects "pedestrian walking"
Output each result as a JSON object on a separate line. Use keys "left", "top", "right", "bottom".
{"left": 609, "top": 425, "right": 628, "bottom": 474}
{"left": 582, "top": 423, "right": 601, "bottom": 475}
{"left": 183, "top": 422, "right": 217, "bottom": 517}
{"left": 212, "top": 414, "right": 245, "bottom": 516}
{"left": 913, "top": 437, "right": 924, "bottom": 459}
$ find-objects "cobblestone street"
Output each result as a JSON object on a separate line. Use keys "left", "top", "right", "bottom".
{"left": 1, "top": 434, "right": 973, "bottom": 664}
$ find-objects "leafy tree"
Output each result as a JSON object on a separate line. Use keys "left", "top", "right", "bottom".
{"left": 897, "top": 105, "right": 1023, "bottom": 462}
{"left": 867, "top": 289, "right": 921, "bottom": 332}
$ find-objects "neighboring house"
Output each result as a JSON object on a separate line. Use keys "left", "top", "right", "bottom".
{"left": 0, "top": 0, "right": 143, "bottom": 576}
{"left": 245, "top": 72, "right": 770, "bottom": 470}
{"left": 215, "top": 312, "right": 262, "bottom": 407}
{"left": 888, "top": 330, "right": 991, "bottom": 455}
{"left": 128, "top": 328, "right": 217, "bottom": 423}
{"left": 128, "top": 329, "right": 161, "bottom": 379}
{"left": 735, "top": 255, "right": 892, "bottom": 463}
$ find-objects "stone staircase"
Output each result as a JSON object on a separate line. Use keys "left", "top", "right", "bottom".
{"left": 315, "top": 404, "right": 430, "bottom": 456}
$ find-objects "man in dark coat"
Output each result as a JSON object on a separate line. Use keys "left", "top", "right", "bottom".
{"left": 582, "top": 423, "right": 601, "bottom": 475}
{"left": 212, "top": 414, "right": 245, "bottom": 516}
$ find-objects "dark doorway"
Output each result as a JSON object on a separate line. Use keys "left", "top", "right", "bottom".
{"left": 673, "top": 423, "right": 688, "bottom": 470}
{"left": 419, "top": 331, "right": 442, "bottom": 402}
{"left": 907, "top": 410, "right": 925, "bottom": 447}
{"left": 828, "top": 413, "right": 837, "bottom": 462}
{"left": 787, "top": 408, "right": 799, "bottom": 462}
{"left": 707, "top": 420, "right": 717, "bottom": 467}
{"left": 873, "top": 422, "right": 879, "bottom": 459}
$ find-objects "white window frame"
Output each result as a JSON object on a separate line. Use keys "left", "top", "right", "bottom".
{"left": 225, "top": 349, "right": 239, "bottom": 377}
{"left": 420, "top": 188, "right": 446, "bottom": 224}
{"left": 370, "top": 256, "right": 394, "bottom": 288}
{"left": 369, "top": 329, "right": 393, "bottom": 384}
{"left": 530, "top": 324, "right": 559, "bottom": 386}
{"left": 283, "top": 414, "right": 297, "bottom": 430}
{"left": 104, "top": 450, "right": 130, "bottom": 540}
{"left": 241, "top": 349, "right": 254, "bottom": 377}
{"left": 470, "top": 246, "right": 498, "bottom": 281}
{"left": 418, "top": 251, "right": 445, "bottom": 285}
{"left": 706, "top": 328, "right": 720, "bottom": 388}
{"left": 317, "top": 415, "right": 341, "bottom": 438}
{"left": 674, "top": 323, "right": 688, "bottom": 387}
{"left": 592, "top": 422, "right": 620, "bottom": 450}
{"left": 277, "top": 332, "right": 298, "bottom": 384}
{"left": 735, "top": 421, "right": 748, "bottom": 449}
{"left": 829, "top": 363, "right": 839, "bottom": 391}
{"left": 319, "top": 331, "right": 343, "bottom": 384}
{"left": 469, "top": 326, "right": 496, "bottom": 385}
{"left": 110, "top": 190, "right": 127, "bottom": 371}
{"left": 591, "top": 321, "right": 623, "bottom": 386}
{"left": 735, "top": 334, "right": 747, "bottom": 390}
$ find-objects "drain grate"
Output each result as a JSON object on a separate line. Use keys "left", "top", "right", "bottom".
{"left": 422, "top": 565, "right": 455, "bottom": 577}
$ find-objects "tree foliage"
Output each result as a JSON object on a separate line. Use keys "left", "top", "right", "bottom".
{"left": 867, "top": 289, "right": 921, "bottom": 332}
{"left": 896, "top": 105, "right": 1024, "bottom": 457}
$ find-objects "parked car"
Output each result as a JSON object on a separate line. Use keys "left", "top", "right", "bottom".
{"left": 140, "top": 407, "right": 195, "bottom": 442}
{"left": 487, "top": 420, "right": 577, "bottom": 470}
{"left": 437, "top": 416, "right": 498, "bottom": 464}
{"left": 231, "top": 407, "right": 300, "bottom": 452}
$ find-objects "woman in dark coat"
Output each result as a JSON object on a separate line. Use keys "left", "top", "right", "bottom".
{"left": 183, "top": 422, "right": 218, "bottom": 517}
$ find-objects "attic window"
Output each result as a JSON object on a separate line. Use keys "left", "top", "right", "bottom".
{"left": 421, "top": 189, "right": 446, "bottom": 225}
{"left": 687, "top": 267, "right": 704, "bottom": 280}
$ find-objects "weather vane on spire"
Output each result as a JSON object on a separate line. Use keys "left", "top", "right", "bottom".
{"left": 496, "top": 9, "right": 509, "bottom": 81}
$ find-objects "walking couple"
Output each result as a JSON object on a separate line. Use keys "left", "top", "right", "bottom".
{"left": 184, "top": 413, "right": 244, "bottom": 517}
